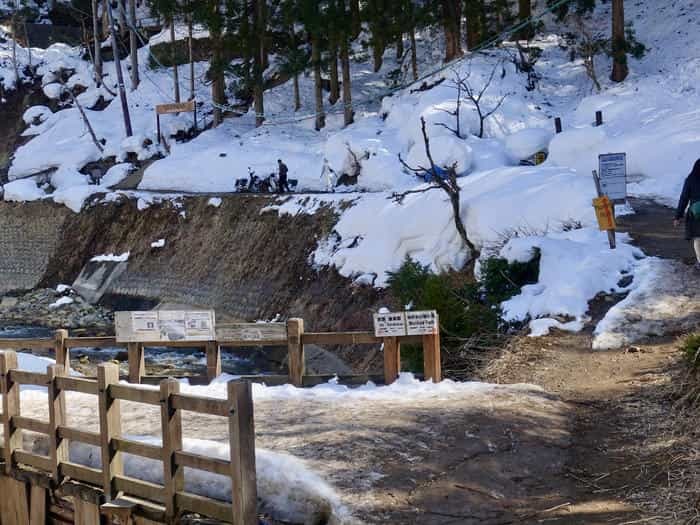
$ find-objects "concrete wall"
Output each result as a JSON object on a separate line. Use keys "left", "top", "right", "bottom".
{"left": 0, "top": 202, "right": 69, "bottom": 294}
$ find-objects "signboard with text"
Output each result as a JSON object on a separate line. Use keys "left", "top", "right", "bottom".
{"left": 373, "top": 311, "right": 407, "bottom": 337}
{"left": 156, "top": 100, "right": 196, "bottom": 115}
{"left": 598, "top": 153, "right": 627, "bottom": 201}
{"left": 373, "top": 310, "right": 439, "bottom": 337}
{"left": 116, "top": 310, "right": 215, "bottom": 343}
{"left": 406, "top": 310, "right": 439, "bottom": 335}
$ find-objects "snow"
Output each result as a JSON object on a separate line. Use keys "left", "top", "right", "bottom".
{"left": 49, "top": 296, "right": 74, "bottom": 309}
{"left": 504, "top": 128, "right": 553, "bottom": 162}
{"left": 499, "top": 228, "right": 644, "bottom": 335}
{"left": 55, "top": 284, "right": 72, "bottom": 293}
{"left": 2, "top": 179, "right": 45, "bottom": 202}
{"left": 150, "top": 238, "right": 166, "bottom": 248}
{"left": 22, "top": 105, "right": 52, "bottom": 126}
{"left": 207, "top": 197, "right": 222, "bottom": 207}
{"left": 90, "top": 252, "right": 130, "bottom": 262}
{"left": 101, "top": 163, "right": 133, "bottom": 187}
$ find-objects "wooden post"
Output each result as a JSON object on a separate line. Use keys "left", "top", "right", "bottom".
{"left": 160, "top": 378, "right": 184, "bottom": 523}
{"left": 0, "top": 351, "right": 20, "bottom": 475}
{"left": 47, "top": 364, "right": 68, "bottom": 484}
{"left": 98, "top": 363, "right": 122, "bottom": 502}
{"left": 54, "top": 329, "right": 69, "bottom": 370}
{"left": 595, "top": 110, "right": 603, "bottom": 127}
{"left": 554, "top": 117, "right": 562, "bottom": 134}
{"left": 227, "top": 381, "right": 257, "bottom": 525}
{"left": 286, "top": 318, "right": 305, "bottom": 387}
{"left": 29, "top": 485, "right": 47, "bottom": 525}
{"left": 422, "top": 325, "right": 442, "bottom": 383}
{"left": 383, "top": 337, "right": 401, "bottom": 385}
{"left": 127, "top": 342, "right": 145, "bottom": 384}
{"left": 206, "top": 341, "right": 221, "bottom": 383}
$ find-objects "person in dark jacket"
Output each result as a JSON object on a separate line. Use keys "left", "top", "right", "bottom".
{"left": 277, "top": 159, "right": 290, "bottom": 193}
{"left": 674, "top": 159, "right": 700, "bottom": 267}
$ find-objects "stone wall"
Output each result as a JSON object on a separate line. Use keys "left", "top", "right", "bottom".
{"left": 0, "top": 202, "right": 69, "bottom": 294}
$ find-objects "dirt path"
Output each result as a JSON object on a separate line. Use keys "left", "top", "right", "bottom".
{"left": 474, "top": 198, "right": 697, "bottom": 524}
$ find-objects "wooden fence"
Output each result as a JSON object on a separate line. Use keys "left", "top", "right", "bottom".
{"left": 0, "top": 351, "right": 257, "bottom": 525}
{"left": 0, "top": 318, "right": 442, "bottom": 387}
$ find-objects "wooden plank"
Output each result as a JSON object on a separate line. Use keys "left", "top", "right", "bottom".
{"left": 156, "top": 100, "right": 195, "bottom": 114}
{"left": 383, "top": 337, "right": 401, "bottom": 385}
{"left": 128, "top": 342, "right": 145, "bottom": 384}
{"left": 47, "top": 365, "right": 69, "bottom": 483}
{"left": 114, "top": 475, "right": 165, "bottom": 503}
{"left": 170, "top": 393, "right": 228, "bottom": 417}
{"left": 98, "top": 363, "right": 123, "bottom": 501}
{"left": 175, "top": 492, "right": 232, "bottom": 523}
{"left": 60, "top": 462, "right": 103, "bottom": 486}
{"left": 1, "top": 351, "right": 21, "bottom": 475}
{"left": 113, "top": 438, "right": 162, "bottom": 461}
{"left": 65, "top": 336, "right": 120, "bottom": 349}
{"left": 216, "top": 322, "right": 287, "bottom": 343}
{"left": 286, "top": 318, "right": 305, "bottom": 387}
{"left": 57, "top": 427, "right": 100, "bottom": 447}
{"left": 228, "top": 381, "right": 257, "bottom": 525}
{"left": 217, "top": 339, "right": 289, "bottom": 348}
{"left": 174, "top": 450, "right": 229, "bottom": 476}
{"left": 0, "top": 339, "right": 55, "bottom": 350}
{"left": 74, "top": 498, "right": 101, "bottom": 525}
{"left": 160, "top": 378, "right": 183, "bottom": 522}
{"left": 422, "top": 332, "right": 442, "bottom": 383}
{"left": 9, "top": 370, "right": 49, "bottom": 387}
{"left": 100, "top": 498, "right": 136, "bottom": 524}
{"left": 111, "top": 384, "right": 161, "bottom": 405}
{"left": 14, "top": 416, "right": 50, "bottom": 435}
{"left": 54, "top": 329, "right": 69, "bottom": 372}
{"left": 0, "top": 476, "right": 30, "bottom": 524}
{"left": 302, "top": 331, "right": 380, "bottom": 345}
{"left": 14, "top": 451, "right": 52, "bottom": 472}
{"left": 29, "top": 485, "right": 47, "bottom": 525}
{"left": 206, "top": 341, "right": 221, "bottom": 382}
{"left": 55, "top": 376, "right": 99, "bottom": 395}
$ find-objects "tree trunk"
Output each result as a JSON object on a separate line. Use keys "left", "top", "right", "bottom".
{"left": 372, "top": 32, "right": 385, "bottom": 72}
{"left": 170, "top": 20, "right": 180, "bottom": 102}
{"left": 107, "top": 1, "right": 132, "bottom": 137}
{"left": 11, "top": 13, "right": 19, "bottom": 85}
{"left": 252, "top": 0, "right": 265, "bottom": 126}
{"left": 396, "top": 34, "right": 404, "bottom": 60}
{"left": 188, "top": 14, "right": 194, "bottom": 100}
{"left": 312, "top": 33, "right": 325, "bottom": 130}
{"left": 518, "top": 0, "right": 533, "bottom": 40}
{"left": 441, "top": 0, "right": 462, "bottom": 62}
{"left": 409, "top": 26, "right": 418, "bottom": 80}
{"left": 210, "top": 5, "right": 225, "bottom": 127}
{"left": 611, "top": 0, "right": 628, "bottom": 82}
{"left": 91, "top": 0, "right": 102, "bottom": 86}
{"left": 293, "top": 74, "right": 300, "bottom": 111}
{"left": 128, "top": 0, "right": 139, "bottom": 90}
{"left": 449, "top": 189, "right": 476, "bottom": 255}
{"left": 340, "top": 33, "right": 353, "bottom": 126}
{"left": 329, "top": 39, "right": 340, "bottom": 105}
{"left": 117, "top": 0, "right": 127, "bottom": 37}
{"left": 350, "top": 0, "right": 361, "bottom": 38}
{"left": 23, "top": 19, "right": 31, "bottom": 68}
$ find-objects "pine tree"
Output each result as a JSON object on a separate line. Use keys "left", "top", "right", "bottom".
{"left": 465, "top": 0, "right": 486, "bottom": 50}
{"left": 441, "top": 0, "right": 462, "bottom": 61}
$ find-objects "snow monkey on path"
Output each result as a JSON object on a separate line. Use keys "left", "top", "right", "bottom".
{"left": 674, "top": 159, "right": 700, "bottom": 270}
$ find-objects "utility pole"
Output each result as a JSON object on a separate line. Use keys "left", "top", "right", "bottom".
{"left": 107, "top": 0, "right": 133, "bottom": 137}
{"left": 127, "top": 0, "right": 139, "bottom": 90}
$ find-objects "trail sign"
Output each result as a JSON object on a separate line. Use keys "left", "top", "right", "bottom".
{"left": 598, "top": 153, "right": 627, "bottom": 202}
{"left": 155, "top": 100, "right": 197, "bottom": 145}
{"left": 116, "top": 310, "right": 215, "bottom": 343}
{"left": 592, "top": 196, "right": 616, "bottom": 231}
{"left": 373, "top": 311, "right": 407, "bottom": 337}
{"left": 406, "top": 310, "right": 439, "bottom": 336}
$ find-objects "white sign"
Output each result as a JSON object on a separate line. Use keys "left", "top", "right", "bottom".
{"left": 406, "top": 310, "right": 439, "bottom": 336}
{"left": 116, "top": 310, "right": 216, "bottom": 343}
{"left": 373, "top": 312, "right": 407, "bottom": 337}
{"left": 599, "top": 153, "right": 627, "bottom": 201}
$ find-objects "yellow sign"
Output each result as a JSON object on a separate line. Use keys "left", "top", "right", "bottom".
{"left": 593, "top": 196, "right": 616, "bottom": 231}
{"left": 534, "top": 151, "right": 547, "bottom": 165}
{"left": 156, "top": 100, "right": 196, "bottom": 115}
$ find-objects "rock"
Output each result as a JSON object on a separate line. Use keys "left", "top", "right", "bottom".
{"left": 0, "top": 297, "right": 18, "bottom": 309}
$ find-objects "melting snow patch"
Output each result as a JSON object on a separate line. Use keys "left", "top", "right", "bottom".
{"left": 49, "top": 296, "right": 74, "bottom": 309}
{"left": 150, "top": 239, "right": 166, "bottom": 248}
{"left": 91, "top": 252, "right": 130, "bottom": 262}
{"left": 207, "top": 197, "right": 222, "bottom": 207}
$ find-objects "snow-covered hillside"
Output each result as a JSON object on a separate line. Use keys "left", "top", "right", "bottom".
{"left": 2, "top": 0, "right": 699, "bottom": 343}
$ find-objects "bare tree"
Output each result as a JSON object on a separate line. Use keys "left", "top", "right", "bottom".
{"left": 398, "top": 117, "right": 477, "bottom": 257}
{"left": 569, "top": 13, "right": 605, "bottom": 91}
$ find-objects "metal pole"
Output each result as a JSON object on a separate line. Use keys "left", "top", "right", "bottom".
{"left": 554, "top": 117, "right": 562, "bottom": 134}
{"left": 107, "top": 1, "right": 133, "bottom": 137}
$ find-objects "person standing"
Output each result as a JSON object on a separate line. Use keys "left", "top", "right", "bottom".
{"left": 674, "top": 159, "right": 700, "bottom": 269}
{"left": 277, "top": 159, "right": 290, "bottom": 193}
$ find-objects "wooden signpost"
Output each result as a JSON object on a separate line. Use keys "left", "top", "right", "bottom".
{"left": 155, "top": 100, "right": 196, "bottom": 144}
{"left": 115, "top": 310, "right": 216, "bottom": 343}
{"left": 592, "top": 152, "right": 627, "bottom": 250}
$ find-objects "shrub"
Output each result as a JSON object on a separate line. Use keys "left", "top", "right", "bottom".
{"left": 681, "top": 333, "right": 700, "bottom": 368}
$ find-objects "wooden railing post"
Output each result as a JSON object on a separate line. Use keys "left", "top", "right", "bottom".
{"left": 160, "top": 378, "right": 184, "bottom": 523}
{"left": 286, "top": 318, "right": 304, "bottom": 387}
{"left": 228, "top": 381, "right": 257, "bottom": 525}
{"left": 206, "top": 341, "right": 221, "bottom": 383}
{"left": 47, "top": 364, "right": 68, "bottom": 484}
{"left": 383, "top": 337, "right": 401, "bottom": 385}
{"left": 54, "top": 329, "right": 69, "bottom": 371}
{"left": 422, "top": 325, "right": 442, "bottom": 383}
{"left": 127, "top": 342, "right": 145, "bottom": 384}
{"left": 0, "top": 350, "right": 20, "bottom": 475}
{"left": 97, "top": 363, "right": 122, "bottom": 501}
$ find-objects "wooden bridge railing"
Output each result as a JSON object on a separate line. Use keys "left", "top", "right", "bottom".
{"left": 0, "top": 351, "right": 257, "bottom": 525}
{"left": 0, "top": 318, "right": 442, "bottom": 387}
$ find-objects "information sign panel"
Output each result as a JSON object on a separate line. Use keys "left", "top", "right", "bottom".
{"left": 405, "top": 310, "right": 439, "bottom": 336}
{"left": 599, "top": 153, "right": 627, "bottom": 201}
{"left": 116, "top": 310, "right": 215, "bottom": 343}
{"left": 373, "top": 312, "right": 407, "bottom": 337}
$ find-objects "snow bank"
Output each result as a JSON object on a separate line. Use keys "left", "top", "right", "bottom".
{"left": 2, "top": 179, "right": 45, "bottom": 202}
{"left": 504, "top": 128, "right": 552, "bottom": 162}
{"left": 91, "top": 252, "right": 130, "bottom": 262}
{"left": 500, "top": 228, "right": 644, "bottom": 335}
